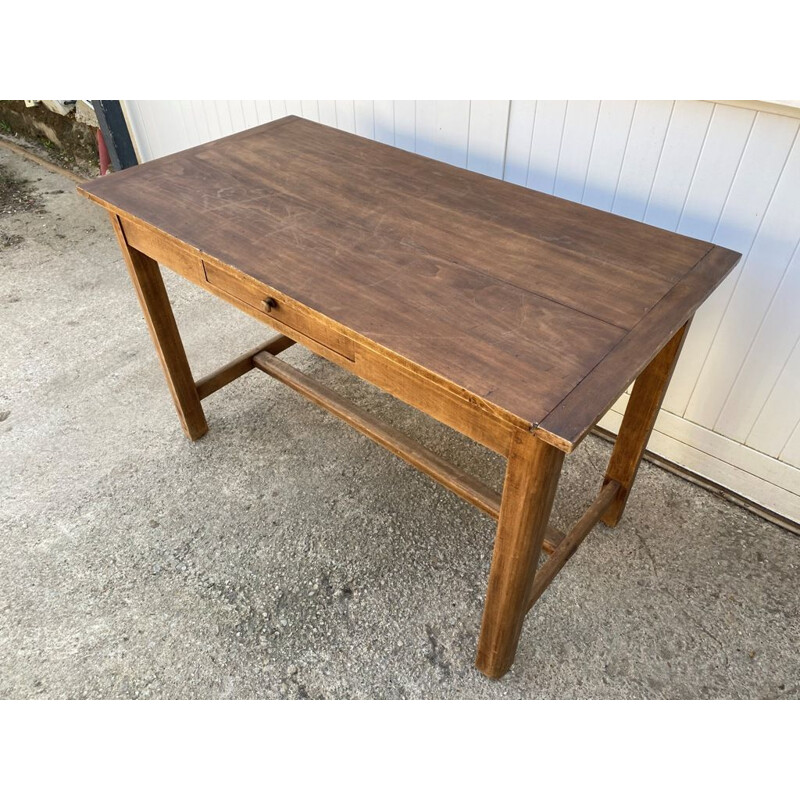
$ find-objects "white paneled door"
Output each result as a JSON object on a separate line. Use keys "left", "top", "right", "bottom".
{"left": 121, "top": 100, "right": 800, "bottom": 524}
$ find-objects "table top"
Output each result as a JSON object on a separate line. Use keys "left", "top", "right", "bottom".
{"left": 79, "top": 115, "right": 740, "bottom": 451}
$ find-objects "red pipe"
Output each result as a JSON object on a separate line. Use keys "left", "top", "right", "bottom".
{"left": 97, "top": 127, "right": 111, "bottom": 175}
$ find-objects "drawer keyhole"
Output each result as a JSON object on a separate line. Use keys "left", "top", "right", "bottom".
{"left": 263, "top": 296, "right": 278, "bottom": 312}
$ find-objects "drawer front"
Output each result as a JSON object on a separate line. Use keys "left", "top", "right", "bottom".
{"left": 119, "top": 216, "right": 205, "bottom": 284}
{"left": 203, "top": 259, "right": 355, "bottom": 360}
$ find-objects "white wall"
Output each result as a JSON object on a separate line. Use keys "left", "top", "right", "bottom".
{"left": 121, "top": 100, "right": 800, "bottom": 524}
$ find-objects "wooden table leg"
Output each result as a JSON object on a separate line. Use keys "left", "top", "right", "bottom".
{"left": 110, "top": 213, "right": 208, "bottom": 441}
{"left": 601, "top": 322, "right": 690, "bottom": 527}
{"left": 476, "top": 431, "right": 565, "bottom": 678}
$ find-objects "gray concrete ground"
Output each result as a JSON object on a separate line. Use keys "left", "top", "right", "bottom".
{"left": 1, "top": 147, "right": 798, "bottom": 700}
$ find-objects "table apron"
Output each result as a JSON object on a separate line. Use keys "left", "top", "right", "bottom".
{"left": 116, "top": 212, "right": 521, "bottom": 456}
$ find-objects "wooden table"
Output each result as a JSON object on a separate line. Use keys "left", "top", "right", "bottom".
{"left": 78, "top": 115, "right": 740, "bottom": 678}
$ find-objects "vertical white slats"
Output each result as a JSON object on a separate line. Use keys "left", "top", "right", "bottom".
{"left": 747, "top": 332, "right": 800, "bottom": 462}
{"left": 200, "top": 102, "right": 223, "bottom": 141}
{"left": 317, "top": 100, "right": 337, "bottom": 128}
{"left": 740, "top": 256, "right": 800, "bottom": 456}
{"left": 779, "top": 409, "right": 800, "bottom": 467}
{"left": 120, "top": 102, "right": 151, "bottom": 161}
{"left": 581, "top": 100, "right": 636, "bottom": 210}
{"left": 176, "top": 100, "right": 200, "bottom": 149}
{"left": 354, "top": 101, "right": 375, "bottom": 139}
{"left": 300, "top": 100, "right": 320, "bottom": 122}
{"left": 661, "top": 104, "right": 757, "bottom": 414}
{"left": 206, "top": 101, "right": 228, "bottom": 137}
{"left": 209, "top": 101, "right": 231, "bottom": 139}
{"left": 642, "top": 100, "right": 714, "bottom": 232}
{"left": 140, "top": 102, "right": 174, "bottom": 156}
{"left": 334, "top": 101, "right": 356, "bottom": 133}
{"left": 672, "top": 104, "right": 755, "bottom": 240}
{"left": 146, "top": 101, "right": 191, "bottom": 158}
{"left": 240, "top": 100, "right": 261, "bottom": 129}
{"left": 466, "top": 100, "right": 510, "bottom": 178}
{"left": 184, "top": 101, "right": 209, "bottom": 145}
{"left": 284, "top": 100, "right": 303, "bottom": 117}
{"left": 708, "top": 137, "right": 800, "bottom": 441}
{"left": 611, "top": 101, "right": 675, "bottom": 221}
{"left": 119, "top": 99, "right": 800, "bottom": 517}
{"left": 414, "top": 101, "right": 471, "bottom": 167}
{"left": 373, "top": 101, "right": 395, "bottom": 145}
{"left": 268, "top": 100, "right": 287, "bottom": 120}
{"left": 682, "top": 113, "right": 800, "bottom": 429}
{"left": 216, "top": 101, "right": 238, "bottom": 137}
{"left": 503, "top": 100, "right": 536, "bottom": 186}
{"left": 227, "top": 101, "right": 247, "bottom": 133}
{"left": 253, "top": 101, "right": 272, "bottom": 125}
{"left": 203, "top": 102, "right": 222, "bottom": 138}
{"left": 437, "top": 101, "right": 471, "bottom": 168}
{"left": 132, "top": 101, "right": 164, "bottom": 159}
{"left": 552, "top": 101, "right": 601, "bottom": 202}
{"left": 413, "top": 101, "right": 438, "bottom": 159}
{"left": 526, "top": 100, "right": 567, "bottom": 193}
{"left": 393, "top": 101, "right": 416, "bottom": 152}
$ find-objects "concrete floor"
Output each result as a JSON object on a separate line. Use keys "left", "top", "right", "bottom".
{"left": 1, "top": 147, "right": 798, "bottom": 700}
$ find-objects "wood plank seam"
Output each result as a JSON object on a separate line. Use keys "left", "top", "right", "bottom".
{"left": 536, "top": 247, "right": 714, "bottom": 446}
{"left": 535, "top": 245, "right": 739, "bottom": 452}
{"left": 256, "top": 117, "right": 713, "bottom": 282}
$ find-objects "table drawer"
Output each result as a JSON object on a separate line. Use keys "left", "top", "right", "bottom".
{"left": 203, "top": 260, "right": 355, "bottom": 360}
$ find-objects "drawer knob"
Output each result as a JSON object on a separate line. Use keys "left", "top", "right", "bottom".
{"left": 262, "top": 296, "right": 278, "bottom": 312}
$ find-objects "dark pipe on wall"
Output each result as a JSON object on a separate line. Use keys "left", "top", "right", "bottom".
{"left": 93, "top": 101, "right": 138, "bottom": 171}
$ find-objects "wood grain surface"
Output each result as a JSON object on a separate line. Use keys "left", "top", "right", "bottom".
{"left": 79, "top": 116, "right": 741, "bottom": 451}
